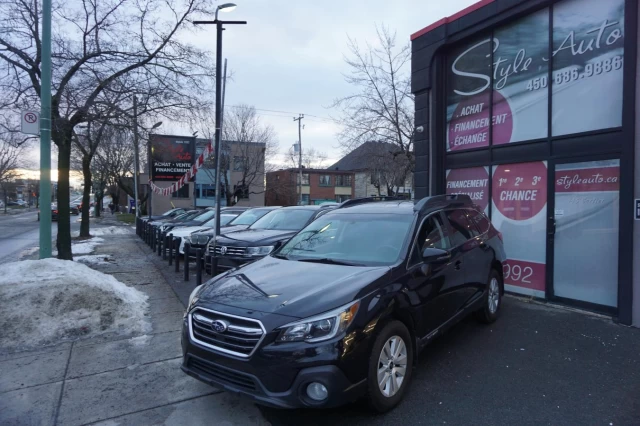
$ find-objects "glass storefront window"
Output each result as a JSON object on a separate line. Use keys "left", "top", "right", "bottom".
{"left": 553, "top": 160, "right": 620, "bottom": 307}
{"left": 493, "top": 8, "right": 548, "bottom": 144}
{"left": 445, "top": 167, "right": 490, "bottom": 213}
{"left": 446, "top": 35, "right": 492, "bottom": 152}
{"left": 491, "top": 161, "right": 548, "bottom": 296}
{"left": 551, "top": 0, "right": 624, "bottom": 136}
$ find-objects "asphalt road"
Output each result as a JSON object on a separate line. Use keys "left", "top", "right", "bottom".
{"left": 0, "top": 209, "right": 82, "bottom": 264}
{"left": 259, "top": 299, "right": 640, "bottom": 426}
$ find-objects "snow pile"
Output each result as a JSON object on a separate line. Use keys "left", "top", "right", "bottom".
{"left": 91, "top": 226, "right": 133, "bottom": 236}
{"left": 0, "top": 259, "right": 149, "bottom": 351}
{"left": 75, "top": 255, "right": 115, "bottom": 265}
{"left": 72, "top": 237, "right": 104, "bottom": 255}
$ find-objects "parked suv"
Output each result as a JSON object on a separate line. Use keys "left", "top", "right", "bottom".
{"left": 181, "top": 195, "right": 505, "bottom": 412}
{"left": 205, "top": 205, "right": 335, "bottom": 273}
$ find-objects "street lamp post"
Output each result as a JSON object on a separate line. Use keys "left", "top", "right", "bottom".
{"left": 194, "top": 3, "right": 246, "bottom": 274}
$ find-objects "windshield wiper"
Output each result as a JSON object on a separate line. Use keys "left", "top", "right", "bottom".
{"left": 296, "top": 258, "right": 362, "bottom": 266}
{"left": 272, "top": 253, "right": 289, "bottom": 260}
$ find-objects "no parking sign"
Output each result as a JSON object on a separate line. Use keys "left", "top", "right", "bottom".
{"left": 21, "top": 110, "right": 40, "bottom": 135}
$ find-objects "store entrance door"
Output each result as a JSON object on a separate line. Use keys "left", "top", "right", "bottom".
{"left": 549, "top": 159, "right": 620, "bottom": 311}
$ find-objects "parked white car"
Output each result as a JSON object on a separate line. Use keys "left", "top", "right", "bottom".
{"left": 171, "top": 214, "right": 239, "bottom": 254}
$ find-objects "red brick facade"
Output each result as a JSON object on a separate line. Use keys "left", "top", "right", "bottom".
{"left": 265, "top": 168, "right": 355, "bottom": 206}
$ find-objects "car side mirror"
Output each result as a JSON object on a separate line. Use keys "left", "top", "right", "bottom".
{"left": 422, "top": 247, "right": 451, "bottom": 264}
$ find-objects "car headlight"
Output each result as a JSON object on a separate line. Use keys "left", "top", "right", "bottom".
{"left": 187, "top": 284, "right": 203, "bottom": 311}
{"left": 183, "top": 235, "right": 192, "bottom": 244}
{"left": 244, "top": 246, "right": 275, "bottom": 257}
{"left": 276, "top": 300, "right": 360, "bottom": 343}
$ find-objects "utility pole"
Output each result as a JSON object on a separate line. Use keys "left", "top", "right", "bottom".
{"left": 293, "top": 114, "right": 304, "bottom": 205}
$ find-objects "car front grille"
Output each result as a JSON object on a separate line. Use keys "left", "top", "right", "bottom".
{"left": 188, "top": 357, "right": 257, "bottom": 391}
{"left": 189, "top": 308, "right": 264, "bottom": 358}
{"left": 213, "top": 246, "right": 247, "bottom": 257}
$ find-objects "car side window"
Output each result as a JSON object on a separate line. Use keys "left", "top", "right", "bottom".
{"left": 410, "top": 215, "right": 451, "bottom": 265}
{"left": 466, "top": 208, "right": 489, "bottom": 236}
{"left": 444, "top": 209, "right": 474, "bottom": 247}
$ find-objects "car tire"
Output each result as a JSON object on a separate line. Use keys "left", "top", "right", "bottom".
{"left": 474, "top": 269, "right": 503, "bottom": 324}
{"left": 366, "top": 320, "right": 413, "bottom": 413}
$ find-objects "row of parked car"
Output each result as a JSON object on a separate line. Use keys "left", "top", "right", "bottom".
{"left": 138, "top": 196, "right": 507, "bottom": 413}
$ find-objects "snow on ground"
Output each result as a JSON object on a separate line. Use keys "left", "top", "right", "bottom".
{"left": 0, "top": 259, "right": 149, "bottom": 351}
{"left": 75, "top": 255, "right": 116, "bottom": 265}
{"left": 18, "top": 246, "right": 40, "bottom": 259}
{"left": 90, "top": 226, "right": 133, "bottom": 236}
{"left": 72, "top": 237, "right": 104, "bottom": 255}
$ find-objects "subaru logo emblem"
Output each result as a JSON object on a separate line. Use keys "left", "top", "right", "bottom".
{"left": 220, "top": 246, "right": 228, "bottom": 255}
{"left": 211, "top": 319, "right": 228, "bottom": 333}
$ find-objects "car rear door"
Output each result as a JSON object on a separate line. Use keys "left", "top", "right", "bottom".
{"left": 441, "top": 209, "right": 478, "bottom": 313}
{"left": 404, "top": 213, "right": 461, "bottom": 337}
{"left": 462, "top": 208, "right": 495, "bottom": 297}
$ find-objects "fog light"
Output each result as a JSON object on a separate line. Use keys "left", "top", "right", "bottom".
{"left": 306, "top": 382, "right": 328, "bottom": 401}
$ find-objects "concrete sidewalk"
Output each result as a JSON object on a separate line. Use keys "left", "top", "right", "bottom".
{"left": 0, "top": 228, "right": 267, "bottom": 426}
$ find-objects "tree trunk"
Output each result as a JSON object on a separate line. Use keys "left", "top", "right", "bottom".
{"left": 80, "top": 155, "right": 92, "bottom": 237}
{"left": 95, "top": 192, "right": 103, "bottom": 218}
{"left": 56, "top": 137, "right": 73, "bottom": 260}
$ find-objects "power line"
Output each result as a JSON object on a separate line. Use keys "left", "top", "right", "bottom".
{"left": 227, "top": 104, "right": 336, "bottom": 122}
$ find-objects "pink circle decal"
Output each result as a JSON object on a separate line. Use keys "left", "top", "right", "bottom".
{"left": 492, "top": 162, "right": 547, "bottom": 220}
{"left": 446, "top": 167, "right": 489, "bottom": 211}
{"left": 448, "top": 91, "right": 513, "bottom": 151}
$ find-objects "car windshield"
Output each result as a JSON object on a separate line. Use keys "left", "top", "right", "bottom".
{"left": 203, "top": 214, "right": 238, "bottom": 227}
{"left": 162, "top": 208, "right": 179, "bottom": 216}
{"left": 249, "top": 209, "right": 316, "bottom": 231}
{"left": 229, "top": 208, "right": 274, "bottom": 226}
{"left": 192, "top": 210, "right": 216, "bottom": 223}
{"left": 277, "top": 213, "right": 414, "bottom": 266}
{"left": 173, "top": 212, "right": 193, "bottom": 221}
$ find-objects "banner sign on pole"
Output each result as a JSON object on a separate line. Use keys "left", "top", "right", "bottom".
{"left": 149, "top": 139, "right": 213, "bottom": 197}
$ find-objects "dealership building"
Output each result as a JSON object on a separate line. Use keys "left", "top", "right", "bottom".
{"left": 411, "top": 0, "right": 639, "bottom": 326}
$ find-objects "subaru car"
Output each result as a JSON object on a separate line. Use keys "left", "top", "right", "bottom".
{"left": 181, "top": 195, "right": 506, "bottom": 412}
{"left": 205, "top": 205, "right": 335, "bottom": 273}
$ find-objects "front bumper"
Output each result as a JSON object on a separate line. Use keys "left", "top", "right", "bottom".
{"left": 181, "top": 354, "right": 365, "bottom": 409}
{"left": 181, "top": 310, "right": 370, "bottom": 409}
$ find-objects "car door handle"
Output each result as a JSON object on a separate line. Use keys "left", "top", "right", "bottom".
{"left": 455, "top": 260, "right": 462, "bottom": 270}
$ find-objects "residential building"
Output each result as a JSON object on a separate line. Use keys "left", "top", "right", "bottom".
{"left": 265, "top": 168, "right": 355, "bottom": 206}
{"left": 328, "top": 141, "right": 413, "bottom": 199}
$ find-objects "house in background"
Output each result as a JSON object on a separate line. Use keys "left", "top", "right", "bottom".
{"left": 265, "top": 168, "right": 355, "bottom": 206}
{"left": 328, "top": 141, "right": 414, "bottom": 199}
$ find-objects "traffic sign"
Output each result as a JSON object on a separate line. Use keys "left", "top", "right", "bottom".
{"left": 21, "top": 110, "right": 40, "bottom": 135}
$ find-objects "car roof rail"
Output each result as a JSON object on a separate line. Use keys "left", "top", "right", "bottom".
{"left": 337, "top": 195, "right": 404, "bottom": 209}
{"left": 413, "top": 194, "right": 473, "bottom": 214}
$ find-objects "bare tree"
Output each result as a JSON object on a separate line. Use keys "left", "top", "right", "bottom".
{"left": 0, "top": 0, "right": 216, "bottom": 259}
{"left": 197, "top": 105, "right": 278, "bottom": 206}
{"left": 331, "top": 26, "right": 414, "bottom": 166}
{"left": 285, "top": 146, "right": 328, "bottom": 170}
{"left": 0, "top": 137, "right": 24, "bottom": 213}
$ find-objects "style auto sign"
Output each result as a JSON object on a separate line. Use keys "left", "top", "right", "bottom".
{"left": 447, "top": 9, "right": 623, "bottom": 151}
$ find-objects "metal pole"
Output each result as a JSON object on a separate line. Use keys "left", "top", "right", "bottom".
{"left": 184, "top": 243, "right": 190, "bottom": 281}
{"left": 293, "top": 114, "right": 304, "bottom": 205}
{"left": 213, "top": 23, "right": 223, "bottom": 239}
{"left": 39, "top": 0, "right": 52, "bottom": 259}
{"left": 133, "top": 97, "right": 140, "bottom": 217}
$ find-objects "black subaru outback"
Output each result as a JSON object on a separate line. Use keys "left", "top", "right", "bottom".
{"left": 181, "top": 195, "right": 506, "bottom": 412}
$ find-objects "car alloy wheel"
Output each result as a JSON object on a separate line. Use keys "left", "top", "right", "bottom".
{"left": 488, "top": 277, "right": 500, "bottom": 314}
{"left": 377, "top": 335, "right": 408, "bottom": 398}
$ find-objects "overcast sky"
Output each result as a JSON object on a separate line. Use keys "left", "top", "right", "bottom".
{"left": 173, "top": 0, "right": 477, "bottom": 166}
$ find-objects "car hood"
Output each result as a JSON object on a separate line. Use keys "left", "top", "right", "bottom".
{"left": 216, "top": 229, "right": 298, "bottom": 247}
{"left": 198, "top": 257, "right": 390, "bottom": 318}
{"left": 192, "top": 224, "right": 250, "bottom": 237}
{"left": 170, "top": 226, "right": 210, "bottom": 238}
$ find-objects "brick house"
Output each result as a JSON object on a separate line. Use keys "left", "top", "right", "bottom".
{"left": 265, "top": 168, "right": 355, "bottom": 206}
